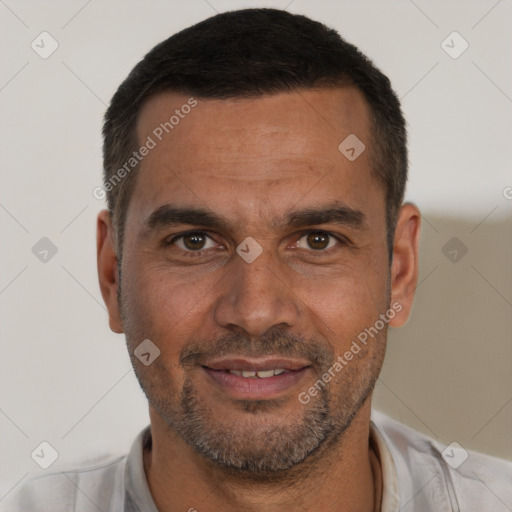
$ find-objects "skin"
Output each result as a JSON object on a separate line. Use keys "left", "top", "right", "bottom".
{"left": 97, "top": 88, "right": 420, "bottom": 512}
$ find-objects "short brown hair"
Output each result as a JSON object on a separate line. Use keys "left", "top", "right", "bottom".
{"left": 103, "top": 8, "right": 407, "bottom": 261}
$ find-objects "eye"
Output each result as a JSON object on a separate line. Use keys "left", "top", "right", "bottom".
{"left": 295, "top": 231, "right": 343, "bottom": 251}
{"left": 168, "top": 231, "right": 218, "bottom": 252}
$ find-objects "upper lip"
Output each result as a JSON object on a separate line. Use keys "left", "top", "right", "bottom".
{"left": 202, "top": 357, "right": 312, "bottom": 372}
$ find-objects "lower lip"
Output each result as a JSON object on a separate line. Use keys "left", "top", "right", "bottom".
{"left": 202, "top": 367, "right": 310, "bottom": 400}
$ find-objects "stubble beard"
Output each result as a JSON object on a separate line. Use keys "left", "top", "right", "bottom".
{"left": 120, "top": 275, "right": 387, "bottom": 477}
{"left": 129, "top": 336, "right": 385, "bottom": 477}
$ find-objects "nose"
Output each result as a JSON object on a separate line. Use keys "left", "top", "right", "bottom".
{"left": 213, "top": 244, "right": 301, "bottom": 338}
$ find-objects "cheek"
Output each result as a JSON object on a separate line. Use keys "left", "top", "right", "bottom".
{"left": 122, "top": 261, "right": 215, "bottom": 353}
{"left": 128, "top": 258, "right": 198, "bottom": 312}
{"left": 301, "top": 268, "right": 389, "bottom": 345}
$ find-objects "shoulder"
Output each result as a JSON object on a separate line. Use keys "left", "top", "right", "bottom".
{"left": 371, "top": 409, "right": 512, "bottom": 511}
{"left": 2, "top": 455, "right": 127, "bottom": 512}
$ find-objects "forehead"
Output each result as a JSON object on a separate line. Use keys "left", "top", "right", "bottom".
{"left": 127, "top": 87, "right": 381, "bottom": 233}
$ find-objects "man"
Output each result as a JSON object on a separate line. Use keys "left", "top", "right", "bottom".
{"left": 6, "top": 8, "right": 511, "bottom": 512}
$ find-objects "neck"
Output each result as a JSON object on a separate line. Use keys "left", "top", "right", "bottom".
{"left": 143, "top": 398, "right": 378, "bottom": 512}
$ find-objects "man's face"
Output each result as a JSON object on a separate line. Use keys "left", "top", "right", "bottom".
{"left": 117, "top": 88, "right": 392, "bottom": 473}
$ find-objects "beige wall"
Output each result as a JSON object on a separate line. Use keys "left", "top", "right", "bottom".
{"left": 374, "top": 215, "right": 512, "bottom": 461}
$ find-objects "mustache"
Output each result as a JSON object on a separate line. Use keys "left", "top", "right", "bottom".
{"left": 180, "top": 330, "right": 334, "bottom": 371}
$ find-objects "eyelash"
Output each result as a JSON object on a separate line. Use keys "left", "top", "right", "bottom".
{"left": 165, "top": 230, "right": 347, "bottom": 256}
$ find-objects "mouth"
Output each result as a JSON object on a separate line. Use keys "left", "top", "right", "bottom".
{"left": 201, "top": 357, "right": 312, "bottom": 400}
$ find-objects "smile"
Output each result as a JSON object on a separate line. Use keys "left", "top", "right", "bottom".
{"left": 201, "top": 358, "right": 311, "bottom": 400}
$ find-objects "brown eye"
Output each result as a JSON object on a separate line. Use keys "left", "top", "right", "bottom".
{"left": 171, "top": 232, "right": 216, "bottom": 252}
{"left": 295, "top": 231, "right": 340, "bottom": 251}
{"left": 307, "top": 232, "right": 329, "bottom": 250}
{"left": 182, "top": 233, "right": 206, "bottom": 250}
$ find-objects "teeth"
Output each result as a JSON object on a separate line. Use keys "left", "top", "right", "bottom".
{"left": 227, "top": 369, "right": 287, "bottom": 378}
{"left": 256, "top": 370, "right": 274, "bottom": 378}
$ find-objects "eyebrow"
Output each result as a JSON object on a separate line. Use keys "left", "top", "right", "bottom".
{"left": 144, "top": 202, "right": 366, "bottom": 234}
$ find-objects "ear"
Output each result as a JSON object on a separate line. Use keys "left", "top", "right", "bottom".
{"left": 389, "top": 203, "right": 421, "bottom": 327}
{"left": 97, "top": 209, "right": 124, "bottom": 333}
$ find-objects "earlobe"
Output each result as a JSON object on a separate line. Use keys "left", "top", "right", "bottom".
{"left": 389, "top": 203, "right": 421, "bottom": 328}
{"left": 96, "top": 210, "right": 124, "bottom": 334}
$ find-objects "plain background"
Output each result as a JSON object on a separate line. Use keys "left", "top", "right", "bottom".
{"left": 1, "top": 0, "right": 511, "bottom": 499}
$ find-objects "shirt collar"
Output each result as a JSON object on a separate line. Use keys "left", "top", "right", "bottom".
{"left": 124, "top": 425, "right": 159, "bottom": 512}
{"left": 370, "top": 418, "right": 401, "bottom": 512}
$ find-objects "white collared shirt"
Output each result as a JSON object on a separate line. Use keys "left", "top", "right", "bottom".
{"left": 3, "top": 409, "right": 511, "bottom": 511}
